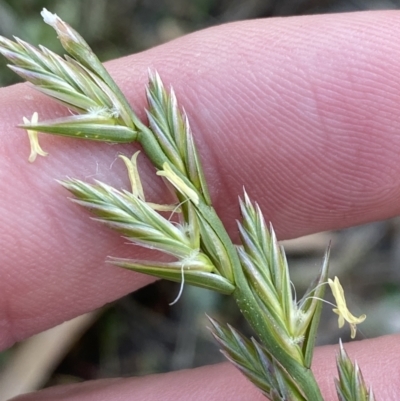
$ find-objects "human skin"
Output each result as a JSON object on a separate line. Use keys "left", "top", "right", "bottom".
{"left": 0, "top": 9, "right": 399, "bottom": 401}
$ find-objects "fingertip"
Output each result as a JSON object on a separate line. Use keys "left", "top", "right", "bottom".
{"left": 12, "top": 335, "right": 400, "bottom": 401}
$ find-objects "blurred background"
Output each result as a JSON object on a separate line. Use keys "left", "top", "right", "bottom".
{"left": 1, "top": 0, "right": 400, "bottom": 399}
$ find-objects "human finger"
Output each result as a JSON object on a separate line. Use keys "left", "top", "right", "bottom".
{"left": 11, "top": 335, "right": 400, "bottom": 401}
{"left": 1, "top": 10, "right": 400, "bottom": 347}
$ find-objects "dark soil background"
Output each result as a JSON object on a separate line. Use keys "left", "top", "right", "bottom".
{"left": 0, "top": 0, "right": 399, "bottom": 395}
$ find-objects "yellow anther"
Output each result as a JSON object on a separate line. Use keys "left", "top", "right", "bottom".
{"left": 157, "top": 162, "right": 199, "bottom": 205}
{"left": 328, "top": 276, "right": 366, "bottom": 339}
{"left": 119, "top": 152, "right": 145, "bottom": 200}
{"left": 23, "top": 112, "right": 48, "bottom": 163}
{"left": 120, "top": 154, "right": 182, "bottom": 212}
